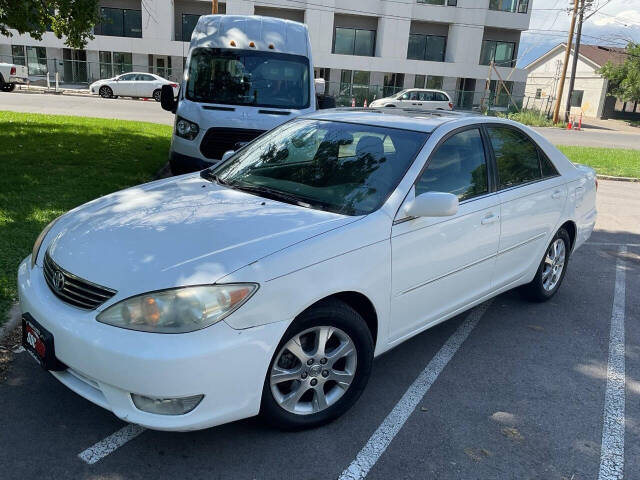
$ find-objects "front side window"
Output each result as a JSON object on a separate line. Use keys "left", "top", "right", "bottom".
{"left": 186, "top": 48, "right": 310, "bottom": 109}
{"left": 416, "top": 128, "right": 488, "bottom": 201}
{"left": 488, "top": 127, "right": 544, "bottom": 189}
{"left": 210, "top": 120, "right": 428, "bottom": 216}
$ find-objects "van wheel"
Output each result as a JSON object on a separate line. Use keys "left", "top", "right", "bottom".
{"left": 153, "top": 89, "right": 162, "bottom": 102}
{"left": 261, "top": 299, "right": 373, "bottom": 430}
{"left": 99, "top": 86, "right": 113, "bottom": 98}
{"left": 521, "top": 228, "right": 571, "bottom": 302}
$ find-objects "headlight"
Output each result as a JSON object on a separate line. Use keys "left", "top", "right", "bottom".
{"left": 31, "top": 216, "right": 61, "bottom": 268}
{"left": 175, "top": 116, "right": 199, "bottom": 140}
{"left": 96, "top": 284, "right": 258, "bottom": 333}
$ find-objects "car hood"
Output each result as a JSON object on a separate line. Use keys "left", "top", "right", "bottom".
{"left": 46, "top": 174, "right": 358, "bottom": 295}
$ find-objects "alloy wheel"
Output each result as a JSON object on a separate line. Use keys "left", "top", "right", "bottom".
{"left": 270, "top": 326, "right": 357, "bottom": 415}
{"left": 542, "top": 238, "right": 566, "bottom": 291}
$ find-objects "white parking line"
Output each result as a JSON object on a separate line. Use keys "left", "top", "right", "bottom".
{"left": 339, "top": 301, "right": 492, "bottom": 480}
{"left": 598, "top": 246, "right": 627, "bottom": 480}
{"left": 78, "top": 424, "right": 146, "bottom": 464}
{"left": 587, "top": 242, "right": 640, "bottom": 248}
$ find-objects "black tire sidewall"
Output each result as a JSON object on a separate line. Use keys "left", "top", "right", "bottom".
{"left": 99, "top": 86, "right": 112, "bottom": 98}
{"left": 261, "top": 299, "right": 374, "bottom": 430}
{"left": 153, "top": 89, "right": 161, "bottom": 102}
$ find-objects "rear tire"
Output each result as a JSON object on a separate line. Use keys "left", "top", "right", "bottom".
{"left": 521, "top": 228, "right": 571, "bottom": 302}
{"left": 261, "top": 299, "right": 374, "bottom": 430}
{"left": 1, "top": 83, "right": 15, "bottom": 92}
{"left": 99, "top": 85, "right": 113, "bottom": 98}
{"left": 153, "top": 89, "right": 162, "bottom": 102}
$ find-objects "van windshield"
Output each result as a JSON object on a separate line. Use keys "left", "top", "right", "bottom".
{"left": 186, "top": 47, "right": 310, "bottom": 109}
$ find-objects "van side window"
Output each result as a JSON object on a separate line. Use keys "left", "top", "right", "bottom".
{"left": 416, "top": 128, "right": 488, "bottom": 201}
{"left": 488, "top": 127, "right": 542, "bottom": 189}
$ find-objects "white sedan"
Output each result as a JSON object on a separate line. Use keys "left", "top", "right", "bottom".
{"left": 89, "top": 72, "right": 178, "bottom": 101}
{"left": 19, "top": 109, "right": 597, "bottom": 431}
{"left": 369, "top": 88, "right": 453, "bottom": 110}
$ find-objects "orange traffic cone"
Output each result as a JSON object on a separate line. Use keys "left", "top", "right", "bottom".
{"left": 363, "top": 99, "right": 368, "bottom": 108}
{"left": 351, "top": 98, "right": 356, "bottom": 107}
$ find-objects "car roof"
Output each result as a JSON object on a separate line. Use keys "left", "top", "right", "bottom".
{"left": 303, "top": 108, "right": 480, "bottom": 133}
{"left": 119, "top": 72, "right": 156, "bottom": 76}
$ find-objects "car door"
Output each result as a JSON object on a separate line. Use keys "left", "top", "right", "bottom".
{"left": 138, "top": 74, "right": 160, "bottom": 97}
{"left": 487, "top": 125, "right": 567, "bottom": 288}
{"left": 390, "top": 126, "right": 500, "bottom": 343}
{"left": 115, "top": 73, "right": 137, "bottom": 96}
{"left": 419, "top": 91, "right": 435, "bottom": 110}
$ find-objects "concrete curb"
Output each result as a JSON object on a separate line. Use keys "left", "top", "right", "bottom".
{"left": 0, "top": 304, "right": 21, "bottom": 342}
{"left": 597, "top": 174, "right": 640, "bottom": 183}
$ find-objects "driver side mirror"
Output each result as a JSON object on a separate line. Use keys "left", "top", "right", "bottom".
{"left": 161, "top": 84, "right": 178, "bottom": 113}
{"left": 221, "top": 150, "right": 235, "bottom": 162}
{"left": 403, "top": 192, "right": 458, "bottom": 218}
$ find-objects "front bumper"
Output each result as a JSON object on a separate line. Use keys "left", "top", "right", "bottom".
{"left": 169, "top": 150, "right": 216, "bottom": 175}
{"left": 17, "top": 257, "right": 289, "bottom": 431}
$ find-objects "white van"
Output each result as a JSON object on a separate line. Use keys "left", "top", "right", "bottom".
{"left": 163, "top": 15, "right": 329, "bottom": 174}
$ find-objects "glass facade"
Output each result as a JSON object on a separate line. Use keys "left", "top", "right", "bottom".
{"left": 334, "top": 27, "right": 375, "bottom": 56}
{"left": 383, "top": 73, "right": 404, "bottom": 97}
{"left": 11, "top": 45, "right": 26, "bottom": 66}
{"left": 489, "top": 0, "right": 529, "bottom": 13}
{"left": 407, "top": 34, "right": 446, "bottom": 61}
{"left": 96, "top": 7, "right": 142, "bottom": 38}
{"left": 480, "top": 40, "right": 516, "bottom": 67}
{"left": 11, "top": 46, "right": 46, "bottom": 75}
{"left": 414, "top": 74, "right": 443, "bottom": 89}
{"left": 417, "top": 0, "right": 458, "bottom": 5}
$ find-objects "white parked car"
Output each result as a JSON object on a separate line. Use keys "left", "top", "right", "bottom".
{"left": 0, "top": 62, "right": 28, "bottom": 92}
{"left": 89, "top": 72, "right": 178, "bottom": 101}
{"left": 19, "top": 110, "right": 596, "bottom": 431}
{"left": 369, "top": 88, "right": 453, "bottom": 110}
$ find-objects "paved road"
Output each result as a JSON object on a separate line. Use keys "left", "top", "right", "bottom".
{"left": 3, "top": 92, "right": 640, "bottom": 149}
{"left": 0, "top": 180, "right": 638, "bottom": 479}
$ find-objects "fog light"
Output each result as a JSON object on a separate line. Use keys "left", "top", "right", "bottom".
{"left": 131, "top": 393, "right": 204, "bottom": 415}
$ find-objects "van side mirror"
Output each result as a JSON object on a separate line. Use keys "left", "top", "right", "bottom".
{"left": 161, "top": 84, "right": 178, "bottom": 113}
{"left": 314, "top": 78, "right": 326, "bottom": 95}
{"left": 404, "top": 192, "right": 458, "bottom": 218}
{"left": 221, "top": 150, "right": 235, "bottom": 162}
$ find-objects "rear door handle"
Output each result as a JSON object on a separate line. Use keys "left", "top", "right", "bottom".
{"left": 481, "top": 213, "right": 499, "bottom": 225}
{"left": 552, "top": 190, "right": 563, "bottom": 199}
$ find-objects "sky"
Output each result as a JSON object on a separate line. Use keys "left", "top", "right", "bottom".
{"left": 517, "top": 0, "right": 640, "bottom": 67}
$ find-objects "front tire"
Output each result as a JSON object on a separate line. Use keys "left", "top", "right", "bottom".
{"left": 99, "top": 85, "right": 113, "bottom": 98}
{"left": 521, "top": 228, "right": 571, "bottom": 302}
{"left": 261, "top": 299, "right": 373, "bottom": 430}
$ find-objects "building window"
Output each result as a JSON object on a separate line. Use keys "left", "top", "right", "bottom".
{"left": 489, "top": 80, "right": 513, "bottom": 107}
{"left": 570, "top": 90, "right": 584, "bottom": 107}
{"left": 383, "top": 73, "right": 404, "bottom": 97}
{"left": 407, "top": 34, "right": 446, "bottom": 62}
{"left": 414, "top": 74, "right": 426, "bottom": 88}
{"left": 535, "top": 88, "right": 542, "bottom": 99}
{"left": 489, "top": 0, "right": 529, "bottom": 13}
{"left": 340, "top": 70, "right": 370, "bottom": 96}
{"left": 334, "top": 27, "right": 376, "bottom": 56}
{"left": 95, "top": 7, "right": 142, "bottom": 38}
{"left": 417, "top": 0, "right": 458, "bottom": 5}
{"left": 99, "top": 51, "right": 112, "bottom": 78}
{"left": 99, "top": 51, "right": 133, "bottom": 78}
{"left": 182, "top": 14, "right": 200, "bottom": 42}
{"left": 426, "top": 75, "right": 443, "bottom": 89}
{"left": 480, "top": 40, "right": 516, "bottom": 67}
{"left": 11, "top": 45, "right": 47, "bottom": 75}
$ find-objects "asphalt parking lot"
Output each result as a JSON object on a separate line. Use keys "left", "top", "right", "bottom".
{"left": 1, "top": 180, "right": 638, "bottom": 480}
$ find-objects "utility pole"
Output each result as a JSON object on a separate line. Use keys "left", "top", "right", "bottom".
{"left": 565, "top": 0, "right": 589, "bottom": 122}
{"left": 553, "top": 0, "right": 579, "bottom": 124}
{"left": 212, "top": 0, "right": 218, "bottom": 14}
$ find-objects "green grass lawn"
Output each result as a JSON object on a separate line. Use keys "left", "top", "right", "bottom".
{"left": 0, "top": 111, "right": 171, "bottom": 325}
{"left": 558, "top": 146, "right": 640, "bottom": 178}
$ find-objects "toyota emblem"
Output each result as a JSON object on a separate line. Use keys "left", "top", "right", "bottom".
{"left": 52, "top": 270, "right": 65, "bottom": 291}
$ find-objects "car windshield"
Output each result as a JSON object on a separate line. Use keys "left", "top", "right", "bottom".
{"left": 207, "top": 120, "right": 428, "bottom": 216}
{"left": 186, "top": 47, "right": 310, "bottom": 109}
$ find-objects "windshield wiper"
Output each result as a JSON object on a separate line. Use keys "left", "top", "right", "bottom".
{"left": 229, "top": 182, "right": 321, "bottom": 209}
{"left": 200, "top": 170, "right": 227, "bottom": 185}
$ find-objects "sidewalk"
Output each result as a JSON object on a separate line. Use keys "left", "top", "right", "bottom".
{"left": 14, "top": 83, "right": 92, "bottom": 97}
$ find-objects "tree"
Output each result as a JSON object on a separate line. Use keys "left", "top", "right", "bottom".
{"left": 599, "top": 42, "right": 640, "bottom": 103}
{"left": 0, "top": 0, "right": 101, "bottom": 50}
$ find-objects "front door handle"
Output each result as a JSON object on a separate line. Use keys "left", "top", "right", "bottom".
{"left": 552, "top": 190, "right": 563, "bottom": 199}
{"left": 481, "top": 213, "right": 499, "bottom": 225}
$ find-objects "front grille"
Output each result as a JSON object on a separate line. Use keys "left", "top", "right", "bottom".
{"left": 200, "top": 127, "right": 266, "bottom": 160}
{"left": 43, "top": 252, "right": 116, "bottom": 310}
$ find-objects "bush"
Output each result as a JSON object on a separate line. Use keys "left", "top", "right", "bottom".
{"left": 495, "top": 108, "right": 566, "bottom": 128}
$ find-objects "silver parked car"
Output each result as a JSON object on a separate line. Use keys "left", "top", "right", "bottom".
{"left": 370, "top": 88, "right": 453, "bottom": 111}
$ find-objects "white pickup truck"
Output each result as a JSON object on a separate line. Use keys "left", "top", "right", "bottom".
{"left": 0, "top": 62, "right": 28, "bottom": 92}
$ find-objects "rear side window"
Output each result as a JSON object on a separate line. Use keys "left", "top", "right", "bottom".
{"left": 416, "top": 128, "right": 488, "bottom": 201}
{"left": 435, "top": 92, "right": 449, "bottom": 102}
{"left": 540, "top": 153, "right": 559, "bottom": 177}
{"left": 488, "top": 127, "right": 543, "bottom": 189}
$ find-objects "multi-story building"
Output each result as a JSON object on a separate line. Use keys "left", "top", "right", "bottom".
{"left": 0, "top": 0, "right": 532, "bottom": 108}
